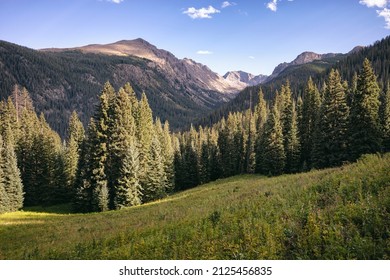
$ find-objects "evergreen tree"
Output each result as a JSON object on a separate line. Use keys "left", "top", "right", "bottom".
{"left": 380, "top": 81, "right": 390, "bottom": 152}
{"left": 113, "top": 137, "right": 141, "bottom": 209}
{"left": 349, "top": 58, "right": 382, "bottom": 160}
{"left": 312, "top": 69, "right": 349, "bottom": 168}
{"left": 1, "top": 125, "right": 24, "bottom": 211}
{"left": 143, "top": 135, "right": 165, "bottom": 202}
{"left": 218, "top": 118, "right": 233, "bottom": 177}
{"left": 73, "top": 119, "right": 95, "bottom": 212}
{"left": 64, "top": 111, "right": 84, "bottom": 198}
{"left": 255, "top": 89, "right": 268, "bottom": 174}
{"left": 89, "top": 83, "right": 112, "bottom": 212}
{"left": 300, "top": 77, "right": 321, "bottom": 169}
{"left": 285, "top": 101, "right": 301, "bottom": 173}
{"left": 199, "top": 140, "right": 211, "bottom": 184}
{"left": 244, "top": 109, "right": 256, "bottom": 173}
{"left": 159, "top": 121, "right": 175, "bottom": 193}
{"left": 0, "top": 135, "right": 11, "bottom": 213}
{"left": 109, "top": 87, "right": 141, "bottom": 209}
{"left": 136, "top": 92, "right": 154, "bottom": 192}
{"left": 262, "top": 104, "right": 286, "bottom": 176}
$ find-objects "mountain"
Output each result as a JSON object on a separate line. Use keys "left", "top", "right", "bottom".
{"left": 223, "top": 71, "right": 268, "bottom": 87}
{"left": 42, "top": 39, "right": 245, "bottom": 94}
{"left": 266, "top": 51, "right": 342, "bottom": 82}
{"left": 197, "top": 36, "right": 390, "bottom": 128}
{"left": 0, "top": 39, "right": 244, "bottom": 137}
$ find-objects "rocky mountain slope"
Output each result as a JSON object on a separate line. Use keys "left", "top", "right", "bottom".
{"left": 42, "top": 39, "right": 245, "bottom": 94}
{"left": 223, "top": 71, "right": 268, "bottom": 87}
{"left": 266, "top": 51, "right": 342, "bottom": 82}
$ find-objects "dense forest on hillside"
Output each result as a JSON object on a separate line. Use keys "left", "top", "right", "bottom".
{"left": 0, "top": 41, "right": 224, "bottom": 137}
{"left": 198, "top": 36, "right": 390, "bottom": 128}
{"left": 0, "top": 56, "right": 389, "bottom": 214}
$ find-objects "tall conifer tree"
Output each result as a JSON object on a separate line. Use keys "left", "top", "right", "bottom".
{"left": 312, "top": 69, "right": 349, "bottom": 168}
{"left": 300, "top": 77, "right": 321, "bottom": 168}
{"left": 262, "top": 104, "right": 285, "bottom": 176}
{"left": 349, "top": 58, "right": 381, "bottom": 160}
{"left": 381, "top": 81, "right": 390, "bottom": 152}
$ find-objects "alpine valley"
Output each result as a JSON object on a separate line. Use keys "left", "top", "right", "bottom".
{"left": 1, "top": 34, "right": 390, "bottom": 261}
{"left": 0, "top": 37, "right": 363, "bottom": 137}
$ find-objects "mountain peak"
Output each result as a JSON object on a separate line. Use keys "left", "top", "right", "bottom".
{"left": 269, "top": 51, "right": 339, "bottom": 78}
{"left": 348, "top": 46, "right": 364, "bottom": 54}
{"left": 114, "top": 38, "right": 155, "bottom": 48}
{"left": 223, "top": 70, "right": 268, "bottom": 86}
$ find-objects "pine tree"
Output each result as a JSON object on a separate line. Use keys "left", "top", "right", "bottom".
{"left": 109, "top": 87, "right": 141, "bottom": 209}
{"left": 0, "top": 135, "right": 11, "bottom": 213}
{"left": 255, "top": 89, "right": 268, "bottom": 174}
{"left": 1, "top": 125, "right": 24, "bottom": 211}
{"left": 218, "top": 118, "right": 233, "bottom": 177}
{"left": 64, "top": 111, "right": 84, "bottom": 197}
{"left": 349, "top": 58, "right": 382, "bottom": 160}
{"left": 262, "top": 104, "right": 286, "bottom": 176}
{"left": 143, "top": 135, "right": 165, "bottom": 203}
{"left": 73, "top": 119, "right": 94, "bottom": 212}
{"left": 136, "top": 92, "right": 154, "bottom": 192}
{"left": 113, "top": 137, "right": 141, "bottom": 209}
{"left": 89, "top": 83, "right": 112, "bottom": 212}
{"left": 34, "top": 114, "right": 62, "bottom": 205}
{"left": 380, "top": 81, "right": 390, "bottom": 152}
{"left": 199, "top": 140, "right": 211, "bottom": 184}
{"left": 244, "top": 109, "right": 256, "bottom": 173}
{"left": 312, "top": 69, "right": 349, "bottom": 168}
{"left": 285, "top": 101, "right": 301, "bottom": 173}
{"left": 160, "top": 121, "right": 175, "bottom": 193}
{"left": 300, "top": 77, "right": 321, "bottom": 169}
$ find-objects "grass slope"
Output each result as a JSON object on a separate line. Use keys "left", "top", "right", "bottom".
{"left": 0, "top": 154, "right": 389, "bottom": 260}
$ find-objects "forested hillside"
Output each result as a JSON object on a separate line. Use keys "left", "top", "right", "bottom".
{"left": 198, "top": 36, "right": 390, "bottom": 128}
{"left": 0, "top": 40, "right": 233, "bottom": 137}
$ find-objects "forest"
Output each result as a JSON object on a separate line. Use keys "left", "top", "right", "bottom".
{"left": 0, "top": 57, "right": 389, "bottom": 214}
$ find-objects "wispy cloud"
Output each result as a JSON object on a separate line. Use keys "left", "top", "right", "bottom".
{"left": 222, "top": 1, "right": 236, "bottom": 8}
{"left": 183, "top": 6, "right": 221, "bottom": 19}
{"left": 197, "top": 50, "right": 213, "bottom": 55}
{"left": 267, "top": 0, "right": 279, "bottom": 12}
{"left": 377, "top": 8, "right": 390, "bottom": 28}
{"left": 360, "top": 0, "right": 390, "bottom": 29}
{"left": 359, "top": 0, "right": 388, "bottom": 8}
{"left": 249, "top": 56, "right": 255, "bottom": 59}
{"left": 107, "top": 0, "right": 124, "bottom": 3}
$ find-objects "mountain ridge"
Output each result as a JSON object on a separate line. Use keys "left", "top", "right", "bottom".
{"left": 41, "top": 39, "right": 246, "bottom": 94}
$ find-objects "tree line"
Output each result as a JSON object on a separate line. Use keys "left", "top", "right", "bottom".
{"left": 0, "top": 58, "right": 389, "bottom": 213}
{"left": 174, "top": 59, "right": 390, "bottom": 189}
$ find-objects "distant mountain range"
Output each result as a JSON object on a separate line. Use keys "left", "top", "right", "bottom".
{"left": 0, "top": 37, "right": 369, "bottom": 137}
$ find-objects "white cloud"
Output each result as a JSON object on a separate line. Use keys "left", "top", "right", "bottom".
{"left": 360, "top": 0, "right": 390, "bottom": 29}
{"left": 107, "top": 0, "right": 124, "bottom": 3}
{"left": 183, "top": 6, "right": 221, "bottom": 19}
{"left": 267, "top": 0, "right": 279, "bottom": 12}
{"left": 359, "top": 0, "right": 388, "bottom": 8}
{"left": 222, "top": 1, "right": 236, "bottom": 8}
{"left": 377, "top": 8, "right": 390, "bottom": 28}
{"left": 197, "top": 50, "right": 213, "bottom": 55}
{"left": 249, "top": 56, "right": 255, "bottom": 59}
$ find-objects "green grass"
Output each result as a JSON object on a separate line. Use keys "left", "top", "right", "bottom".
{"left": 1, "top": 154, "right": 389, "bottom": 259}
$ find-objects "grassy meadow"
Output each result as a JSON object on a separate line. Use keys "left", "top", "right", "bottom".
{"left": 0, "top": 153, "right": 389, "bottom": 260}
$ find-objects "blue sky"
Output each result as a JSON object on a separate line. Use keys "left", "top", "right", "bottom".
{"left": 0, "top": 0, "right": 389, "bottom": 75}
